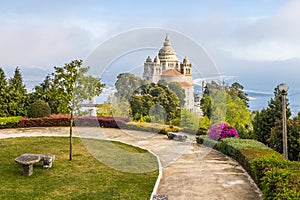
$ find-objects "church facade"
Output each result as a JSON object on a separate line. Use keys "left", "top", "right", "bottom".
{"left": 143, "top": 34, "right": 195, "bottom": 111}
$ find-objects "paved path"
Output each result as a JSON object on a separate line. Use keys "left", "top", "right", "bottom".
{"left": 0, "top": 127, "right": 262, "bottom": 200}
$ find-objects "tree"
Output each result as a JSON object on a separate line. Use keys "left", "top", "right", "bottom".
{"left": 7, "top": 67, "right": 28, "bottom": 116}
{"left": 200, "top": 81, "right": 227, "bottom": 123}
{"left": 180, "top": 107, "right": 199, "bottom": 132}
{"left": 200, "top": 81, "right": 252, "bottom": 137}
{"left": 225, "top": 93, "right": 252, "bottom": 138}
{"left": 115, "top": 73, "right": 146, "bottom": 101}
{"left": 149, "top": 84, "right": 180, "bottom": 122}
{"left": 97, "top": 101, "right": 123, "bottom": 117}
{"left": 52, "top": 60, "right": 105, "bottom": 160}
{"left": 253, "top": 86, "right": 291, "bottom": 145}
{"left": 269, "top": 118, "right": 300, "bottom": 161}
{"left": 168, "top": 82, "right": 186, "bottom": 107}
{"left": 228, "top": 82, "right": 249, "bottom": 107}
{"left": 31, "top": 75, "right": 61, "bottom": 114}
{"left": 27, "top": 100, "right": 51, "bottom": 118}
{"left": 0, "top": 68, "right": 9, "bottom": 117}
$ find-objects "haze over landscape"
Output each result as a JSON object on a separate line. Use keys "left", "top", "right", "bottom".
{"left": 1, "top": 0, "right": 300, "bottom": 114}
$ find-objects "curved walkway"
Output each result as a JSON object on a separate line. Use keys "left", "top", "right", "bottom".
{"left": 0, "top": 127, "right": 262, "bottom": 200}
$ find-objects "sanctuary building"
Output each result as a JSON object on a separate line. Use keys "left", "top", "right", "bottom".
{"left": 143, "top": 34, "right": 199, "bottom": 113}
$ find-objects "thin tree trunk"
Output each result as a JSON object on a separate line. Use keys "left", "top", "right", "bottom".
{"left": 69, "top": 111, "right": 73, "bottom": 161}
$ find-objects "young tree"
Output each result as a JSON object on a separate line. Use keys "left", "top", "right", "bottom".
{"left": 52, "top": 60, "right": 105, "bottom": 160}
{"left": 8, "top": 67, "right": 28, "bottom": 116}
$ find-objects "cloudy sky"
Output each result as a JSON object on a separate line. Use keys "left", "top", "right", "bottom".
{"left": 1, "top": 0, "right": 300, "bottom": 112}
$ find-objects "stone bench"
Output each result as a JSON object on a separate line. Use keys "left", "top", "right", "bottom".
{"left": 166, "top": 132, "right": 187, "bottom": 141}
{"left": 15, "top": 154, "right": 55, "bottom": 176}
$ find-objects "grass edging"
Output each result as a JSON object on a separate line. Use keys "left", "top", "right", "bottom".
{"left": 196, "top": 135, "right": 300, "bottom": 199}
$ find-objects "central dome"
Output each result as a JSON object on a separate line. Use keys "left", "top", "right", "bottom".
{"left": 158, "top": 34, "right": 178, "bottom": 61}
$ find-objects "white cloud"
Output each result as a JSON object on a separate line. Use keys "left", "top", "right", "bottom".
{"left": 220, "top": 0, "right": 300, "bottom": 61}
{"left": 0, "top": 17, "right": 110, "bottom": 69}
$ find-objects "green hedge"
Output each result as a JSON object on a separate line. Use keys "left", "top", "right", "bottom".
{"left": 196, "top": 136, "right": 300, "bottom": 199}
{"left": 0, "top": 116, "right": 21, "bottom": 129}
{"left": 125, "top": 122, "right": 179, "bottom": 134}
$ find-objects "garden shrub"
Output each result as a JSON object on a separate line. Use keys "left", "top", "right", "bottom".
{"left": 75, "top": 116, "right": 130, "bottom": 128}
{"left": 196, "top": 135, "right": 219, "bottom": 147}
{"left": 27, "top": 100, "right": 51, "bottom": 118}
{"left": 208, "top": 123, "right": 238, "bottom": 141}
{"left": 261, "top": 168, "right": 300, "bottom": 199}
{"left": 196, "top": 136, "right": 300, "bottom": 199}
{"left": 17, "top": 114, "right": 130, "bottom": 128}
{"left": 125, "top": 122, "right": 179, "bottom": 134}
{"left": 0, "top": 116, "right": 21, "bottom": 129}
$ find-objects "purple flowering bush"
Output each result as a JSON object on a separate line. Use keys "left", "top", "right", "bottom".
{"left": 208, "top": 123, "right": 238, "bottom": 141}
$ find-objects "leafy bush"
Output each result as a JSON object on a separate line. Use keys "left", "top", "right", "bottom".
{"left": 196, "top": 135, "right": 218, "bottom": 147}
{"left": 208, "top": 123, "right": 238, "bottom": 141}
{"left": 27, "top": 100, "right": 51, "bottom": 118}
{"left": 0, "top": 116, "right": 21, "bottom": 129}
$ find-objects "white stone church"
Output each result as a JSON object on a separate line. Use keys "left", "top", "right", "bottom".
{"left": 143, "top": 34, "right": 200, "bottom": 115}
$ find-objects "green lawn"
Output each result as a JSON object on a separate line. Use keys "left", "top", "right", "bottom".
{"left": 0, "top": 137, "right": 158, "bottom": 199}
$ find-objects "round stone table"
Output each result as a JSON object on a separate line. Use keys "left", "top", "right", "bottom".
{"left": 15, "top": 155, "right": 41, "bottom": 176}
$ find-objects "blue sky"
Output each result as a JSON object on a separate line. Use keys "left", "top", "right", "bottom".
{"left": 1, "top": 0, "right": 300, "bottom": 113}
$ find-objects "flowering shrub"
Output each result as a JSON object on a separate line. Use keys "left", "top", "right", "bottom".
{"left": 208, "top": 123, "right": 238, "bottom": 141}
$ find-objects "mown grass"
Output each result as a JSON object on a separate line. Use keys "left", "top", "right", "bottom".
{"left": 0, "top": 137, "right": 158, "bottom": 199}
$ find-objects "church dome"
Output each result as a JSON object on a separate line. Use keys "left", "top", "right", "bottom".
{"left": 158, "top": 33, "right": 177, "bottom": 59}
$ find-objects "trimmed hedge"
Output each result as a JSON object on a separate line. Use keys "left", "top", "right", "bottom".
{"left": 196, "top": 136, "right": 300, "bottom": 199}
{"left": 0, "top": 116, "right": 22, "bottom": 129}
{"left": 75, "top": 116, "right": 130, "bottom": 128}
{"left": 125, "top": 122, "right": 179, "bottom": 134}
{"left": 0, "top": 115, "right": 130, "bottom": 129}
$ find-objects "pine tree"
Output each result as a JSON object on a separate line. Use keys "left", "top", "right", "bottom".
{"left": 253, "top": 86, "right": 291, "bottom": 145}
{"left": 0, "top": 68, "right": 9, "bottom": 117}
{"left": 7, "top": 67, "right": 28, "bottom": 116}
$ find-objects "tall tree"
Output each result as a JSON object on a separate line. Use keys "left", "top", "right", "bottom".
{"left": 115, "top": 73, "right": 147, "bottom": 101}
{"left": 269, "top": 118, "right": 300, "bottom": 161}
{"left": 31, "top": 75, "right": 61, "bottom": 114}
{"left": 52, "top": 60, "right": 105, "bottom": 160}
{"left": 226, "top": 93, "right": 252, "bottom": 138}
{"left": 0, "top": 68, "right": 9, "bottom": 117}
{"left": 228, "top": 82, "right": 249, "bottom": 107}
{"left": 168, "top": 82, "right": 186, "bottom": 107}
{"left": 8, "top": 67, "right": 28, "bottom": 116}
{"left": 253, "top": 86, "right": 291, "bottom": 145}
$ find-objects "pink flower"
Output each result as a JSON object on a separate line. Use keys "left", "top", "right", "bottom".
{"left": 208, "top": 123, "right": 238, "bottom": 141}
